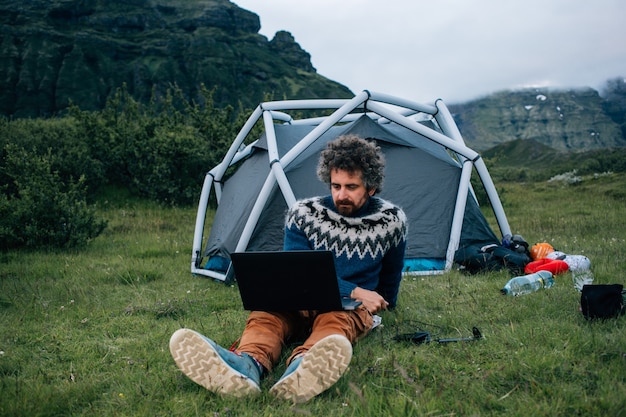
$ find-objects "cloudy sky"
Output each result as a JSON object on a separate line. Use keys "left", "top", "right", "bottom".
{"left": 233, "top": 0, "right": 626, "bottom": 104}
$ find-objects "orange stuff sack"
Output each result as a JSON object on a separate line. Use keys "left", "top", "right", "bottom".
{"left": 524, "top": 258, "right": 569, "bottom": 275}
{"left": 530, "top": 243, "right": 554, "bottom": 260}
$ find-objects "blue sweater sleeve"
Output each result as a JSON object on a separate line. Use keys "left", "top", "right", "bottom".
{"left": 337, "top": 277, "right": 358, "bottom": 299}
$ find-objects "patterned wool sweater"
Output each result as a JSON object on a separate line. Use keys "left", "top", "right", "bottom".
{"left": 284, "top": 195, "right": 407, "bottom": 308}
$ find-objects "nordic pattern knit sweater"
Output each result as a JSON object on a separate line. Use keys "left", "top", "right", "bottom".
{"left": 284, "top": 195, "right": 407, "bottom": 308}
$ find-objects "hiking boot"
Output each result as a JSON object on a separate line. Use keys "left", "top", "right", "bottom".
{"left": 269, "top": 334, "right": 352, "bottom": 403}
{"left": 169, "top": 328, "right": 261, "bottom": 397}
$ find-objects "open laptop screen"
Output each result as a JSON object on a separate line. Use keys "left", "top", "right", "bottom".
{"left": 230, "top": 250, "right": 360, "bottom": 311}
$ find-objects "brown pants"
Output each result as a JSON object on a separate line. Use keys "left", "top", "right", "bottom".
{"left": 237, "top": 306, "right": 374, "bottom": 372}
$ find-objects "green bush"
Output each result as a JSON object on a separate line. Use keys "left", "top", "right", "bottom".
{"left": 125, "top": 124, "right": 208, "bottom": 204}
{"left": 2, "top": 83, "right": 258, "bottom": 209}
{"left": 0, "top": 116, "right": 106, "bottom": 196}
{"left": 0, "top": 85, "right": 254, "bottom": 249}
{"left": 68, "top": 84, "right": 248, "bottom": 205}
{"left": 0, "top": 144, "right": 107, "bottom": 250}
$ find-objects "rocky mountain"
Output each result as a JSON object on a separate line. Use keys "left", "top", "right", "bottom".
{"left": 1, "top": 0, "right": 624, "bottom": 153}
{"left": 0, "top": 0, "right": 353, "bottom": 117}
{"left": 449, "top": 86, "right": 626, "bottom": 152}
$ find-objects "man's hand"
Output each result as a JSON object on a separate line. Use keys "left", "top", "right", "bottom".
{"left": 350, "top": 287, "right": 389, "bottom": 314}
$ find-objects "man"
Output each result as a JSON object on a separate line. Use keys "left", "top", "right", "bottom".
{"left": 169, "top": 134, "right": 407, "bottom": 403}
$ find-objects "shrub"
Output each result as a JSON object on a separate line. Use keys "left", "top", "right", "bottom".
{"left": 126, "top": 124, "right": 209, "bottom": 204}
{"left": 0, "top": 116, "right": 106, "bottom": 197}
{"left": 0, "top": 144, "right": 107, "bottom": 250}
{"left": 68, "top": 84, "right": 249, "bottom": 205}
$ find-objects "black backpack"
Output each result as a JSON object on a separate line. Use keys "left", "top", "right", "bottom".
{"left": 455, "top": 243, "right": 530, "bottom": 274}
{"left": 581, "top": 284, "right": 625, "bottom": 319}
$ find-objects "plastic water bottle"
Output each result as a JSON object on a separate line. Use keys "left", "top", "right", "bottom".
{"left": 500, "top": 270, "right": 555, "bottom": 296}
{"left": 572, "top": 269, "right": 594, "bottom": 292}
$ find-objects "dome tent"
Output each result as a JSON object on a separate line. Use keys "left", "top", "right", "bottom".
{"left": 191, "top": 91, "right": 511, "bottom": 281}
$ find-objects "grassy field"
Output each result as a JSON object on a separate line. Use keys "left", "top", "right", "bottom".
{"left": 1, "top": 173, "right": 625, "bottom": 416}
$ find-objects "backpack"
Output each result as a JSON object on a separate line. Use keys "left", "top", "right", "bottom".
{"left": 581, "top": 284, "right": 625, "bottom": 319}
{"left": 455, "top": 243, "right": 531, "bottom": 275}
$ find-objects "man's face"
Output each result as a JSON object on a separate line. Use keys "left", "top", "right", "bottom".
{"left": 330, "top": 168, "right": 375, "bottom": 216}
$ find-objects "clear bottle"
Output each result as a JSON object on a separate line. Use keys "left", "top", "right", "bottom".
{"left": 500, "top": 270, "right": 555, "bottom": 296}
{"left": 572, "top": 269, "right": 594, "bottom": 292}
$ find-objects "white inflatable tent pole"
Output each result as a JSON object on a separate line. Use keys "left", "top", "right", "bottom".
{"left": 433, "top": 100, "right": 481, "bottom": 200}
{"left": 278, "top": 92, "right": 370, "bottom": 167}
{"left": 234, "top": 93, "right": 370, "bottom": 253}
{"left": 263, "top": 110, "right": 297, "bottom": 207}
{"left": 474, "top": 158, "right": 511, "bottom": 237}
{"left": 260, "top": 99, "right": 351, "bottom": 111}
{"left": 368, "top": 99, "right": 504, "bottom": 271}
{"left": 211, "top": 106, "right": 264, "bottom": 198}
{"left": 191, "top": 171, "right": 215, "bottom": 273}
{"left": 366, "top": 91, "right": 438, "bottom": 116}
{"left": 231, "top": 108, "right": 289, "bottom": 252}
{"left": 364, "top": 95, "right": 477, "bottom": 273}
{"left": 433, "top": 100, "right": 511, "bottom": 237}
{"left": 364, "top": 101, "right": 480, "bottom": 161}
{"left": 191, "top": 106, "right": 263, "bottom": 279}
{"left": 431, "top": 100, "right": 483, "bottom": 271}
{"left": 444, "top": 159, "right": 474, "bottom": 271}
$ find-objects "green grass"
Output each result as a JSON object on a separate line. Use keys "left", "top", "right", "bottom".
{"left": 1, "top": 174, "right": 625, "bottom": 416}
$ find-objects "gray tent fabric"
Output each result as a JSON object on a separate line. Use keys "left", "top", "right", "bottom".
{"left": 202, "top": 115, "right": 499, "bottom": 273}
{"left": 191, "top": 92, "right": 512, "bottom": 280}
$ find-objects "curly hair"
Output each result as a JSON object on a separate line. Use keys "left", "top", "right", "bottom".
{"left": 317, "top": 134, "right": 385, "bottom": 194}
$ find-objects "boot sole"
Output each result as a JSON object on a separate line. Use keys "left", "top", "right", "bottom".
{"left": 270, "top": 334, "right": 352, "bottom": 403}
{"left": 169, "top": 328, "right": 260, "bottom": 397}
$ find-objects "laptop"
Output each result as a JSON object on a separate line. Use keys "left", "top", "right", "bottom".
{"left": 228, "top": 250, "right": 362, "bottom": 311}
